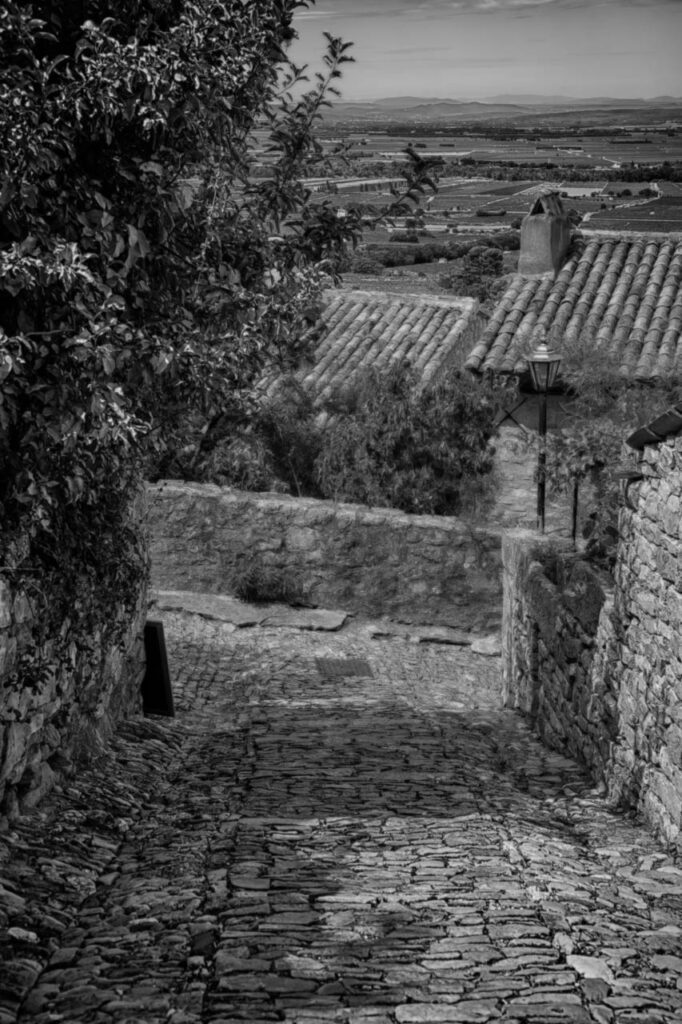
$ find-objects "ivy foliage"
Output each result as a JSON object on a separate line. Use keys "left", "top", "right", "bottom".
{"left": 0, "top": 1, "right": 439, "bottom": 676}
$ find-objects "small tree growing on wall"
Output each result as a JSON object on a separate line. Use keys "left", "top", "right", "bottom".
{"left": 541, "top": 331, "right": 680, "bottom": 566}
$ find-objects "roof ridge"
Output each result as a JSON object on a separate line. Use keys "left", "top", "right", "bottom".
{"left": 325, "top": 288, "right": 476, "bottom": 311}
{"left": 582, "top": 229, "right": 682, "bottom": 242}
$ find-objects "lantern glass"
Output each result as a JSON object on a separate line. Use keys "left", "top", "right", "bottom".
{"left": 528, "top": 342, "right": 562, "bottom": 393}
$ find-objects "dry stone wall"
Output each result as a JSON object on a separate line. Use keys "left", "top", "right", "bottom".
{"left": 502, "top": 532, "right": 616, "bottom": 780}
{"left": 148, "top": 482, "right": 503, "bottom": 632}
{"left": 0, "top": 543, "right": 148, "bottom": 817}
{"left": 503, "top": 437, "right": 682, "bottom": 851}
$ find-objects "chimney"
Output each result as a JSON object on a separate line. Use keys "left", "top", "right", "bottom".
{"left": 518, "top": 191, "right": 571, "bottom": 277}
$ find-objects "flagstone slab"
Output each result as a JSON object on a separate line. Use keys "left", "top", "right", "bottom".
{"left": 153, "top": 590, "right": 347, "bottom": 631}
{"left": 153, "top": 590, "right": 265, "bottom": 625}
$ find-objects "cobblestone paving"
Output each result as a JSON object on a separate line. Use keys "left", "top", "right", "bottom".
{"left": 1, "top": 609, "right": 682, "bottom": 1023}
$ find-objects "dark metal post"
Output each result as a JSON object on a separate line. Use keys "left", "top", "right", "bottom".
{"left": 537, "top": 389, "right": 547, "bottom": 533}
{"left": 527, "top": 341, "right": 561, "bottom": 535}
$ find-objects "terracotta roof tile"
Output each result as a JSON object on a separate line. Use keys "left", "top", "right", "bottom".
{"left": 465, "top": 235, "right": 682, "bottom": 382}
{"left": 289, "top": 289, "right": 482, "bottom": 401}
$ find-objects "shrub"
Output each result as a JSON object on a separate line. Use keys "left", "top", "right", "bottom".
{"left": 230, "top": 556, "right": 308, "bottom": 606}
{"left": 349, "top": 256, "right": 384, "bottom": 275}
{"left": 198, "top": 436, "right": 286, "bottom": 493}
{"left": 490, "top": 231, "right": 520, "bottom": 251}
{"left": 315, "top": 363, "right": 513, "bottom": 515}
{"left": 366, "top": 245, "right": 417, "bottom": 267}
{"left": 255, "top": 378, "right": 324, "bottom": 497}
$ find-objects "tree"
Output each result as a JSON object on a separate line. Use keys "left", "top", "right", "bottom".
{"left": 541, "top": 331, "right": 680, "bottom": 566}
{"left": 0, "top": 2, "right": 436, "bottom": 658}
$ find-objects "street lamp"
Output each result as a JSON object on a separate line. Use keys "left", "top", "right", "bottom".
{"left": 527, "top": 342, "right": 562, "bottom": 534}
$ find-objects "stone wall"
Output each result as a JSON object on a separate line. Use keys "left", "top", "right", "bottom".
{"left": 148, "top": 482, "right": 503, "bottom": 632}
{"left": 502, "top": 532, "right": 616, "bottom": 780}
{"left": 503, "top": 436, "right": 682, "bottom": 851}
{"left": 0, "top": 538, "right": 148, "bottom": 817}
{"left": 611, "top": 438, "right": 682, "bottom": 846}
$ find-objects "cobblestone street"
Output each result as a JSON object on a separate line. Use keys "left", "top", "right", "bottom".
{"left": 2, "top": 603, "right": 682, "bottom": 1023}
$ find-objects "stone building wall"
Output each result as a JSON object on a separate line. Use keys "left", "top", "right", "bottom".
{"left": 0, "top": 542, "right": 148, "bottom": 817}
{"left": 503, "top": 437, "right": 682, "bottom": 851}
{"left": 148, "top": 482, "right": 503, "bottom": 633}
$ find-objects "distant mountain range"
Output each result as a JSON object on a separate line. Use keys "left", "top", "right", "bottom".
{"left": 324, "top": 94, "right": 682, "bottom": 124}
{"left": 483, "top": 94, "right": 682, "bottom": 106}
{"left": 346, "top": 94, "right": 682, "bottom": 108}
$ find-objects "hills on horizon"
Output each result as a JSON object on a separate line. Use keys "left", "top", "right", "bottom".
{"left": 342, "top": 94, "right": 682, "bottom": 108}
{"left": 322, "top": 93, "right": 682, "bottom": 126}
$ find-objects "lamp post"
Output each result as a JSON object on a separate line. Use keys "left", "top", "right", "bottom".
{"left": 527, "top": 342, "right": 562, "bottom": 534}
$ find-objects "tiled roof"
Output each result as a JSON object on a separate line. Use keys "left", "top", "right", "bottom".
{"left": 296, "top": 290, "right": 482, "bottom": 400}
{"left": 465, "top": 235, "right": 682, "bottom": 382}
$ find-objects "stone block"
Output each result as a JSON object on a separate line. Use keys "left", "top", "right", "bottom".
{"left": 0, "top": 722, "right": 32, "bottom": 785}
{"left": 12, "top": 591, "right": 32, "bottom": 625}
{"left": 20, "top": 762, "right": 56, "bottom": 810}
{"left": 0, "top": 578, "right": 12, "bottom": 630}
{"left": 645, "top": 773, "right": 682, "bottom": 834}
{"left": 563, "top": 563, "right": 606, "bottom": 632}
{"left": 0, "top": 634, "right": 17, "bottom": 677}
{"left": 285, "top": 526, "right": 319, "bottom": 552}
{"left": 664, "top": 588, "right": 682, "bottom": 627}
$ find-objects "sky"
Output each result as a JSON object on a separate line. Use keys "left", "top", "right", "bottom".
{"left": 289, "top": 0, "right": 682, "bottom": 102}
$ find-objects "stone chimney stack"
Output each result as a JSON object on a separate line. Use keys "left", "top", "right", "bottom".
{"left": 518, "top": 191, "right": 571, "bottom": 277}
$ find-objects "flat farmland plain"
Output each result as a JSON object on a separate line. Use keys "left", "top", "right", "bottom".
{"left": 333, "top": 181, "right": 682, "bottom": 235}
{"left": 586, "top": 196, "right": 682, "bottom": 231}
{"left": 322, "top": 129, "right": 682, "bottom": 166}
{"left": 305, "top": 126, "right": 682, "bottom": 236}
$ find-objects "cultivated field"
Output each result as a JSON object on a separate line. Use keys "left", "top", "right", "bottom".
{"left": 280, "top": 115, "right": 682, "bottom": 240}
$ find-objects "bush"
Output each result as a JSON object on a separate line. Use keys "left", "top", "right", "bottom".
{"left": 197, "top": 436, "right": 286, "bottom": 493}
{"left": 231, "top": 556, "right": 308, "bottom": 606}
{"left": 255, "top": 379, "right": 324, "bottom": 497}
{"left": 315, "top": 363, "right": 513, "bottom": 515}
{"left": 439, "top": 246, "right": 506, "bottom": 301}
{"left": 490, "top": 231, "right": 521, "bottom": 251}
{"left": 366, "top": 245, "right": 417, "bottom": 267}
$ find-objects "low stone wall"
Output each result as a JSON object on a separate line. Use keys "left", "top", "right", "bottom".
{"left": 0, "top": 538, "right": 148, "bottom": 817}
{"left": 148, "top": 482, "right": 503, "bottom": 632}
{"left": 503, "top": 436, "right": 682, "bottom": 851}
